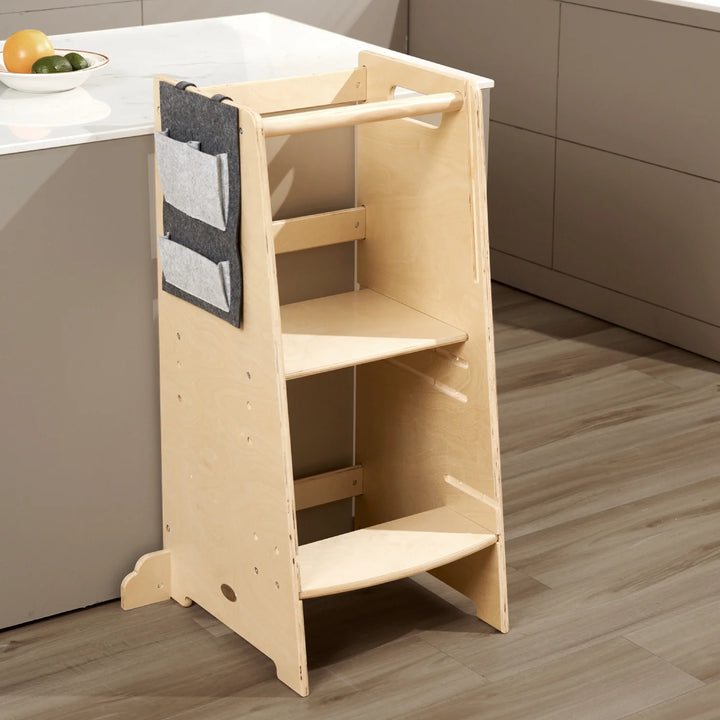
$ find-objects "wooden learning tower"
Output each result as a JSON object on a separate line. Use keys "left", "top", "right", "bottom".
{"left": 121, "top": 51, "right": 508, "bottom": 697}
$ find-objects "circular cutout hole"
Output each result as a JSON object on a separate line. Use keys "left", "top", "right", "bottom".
{"left": 220, "top": 583, "right": 237, "bottom": 602}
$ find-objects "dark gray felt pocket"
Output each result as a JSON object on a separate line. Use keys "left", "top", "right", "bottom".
{"left": 158, "top": 234, "right": 231, "bottom": 312}
{"left": 155, "top": 131, "right": 229, "bottom": 231}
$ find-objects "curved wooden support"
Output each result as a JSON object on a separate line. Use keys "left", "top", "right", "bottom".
{"left": 121, "top": 549, "right": 172, "bottom": 610}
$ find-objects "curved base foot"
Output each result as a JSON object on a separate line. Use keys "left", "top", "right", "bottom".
{"left": 121, "top": 549, "right": 172, "bottom": 610}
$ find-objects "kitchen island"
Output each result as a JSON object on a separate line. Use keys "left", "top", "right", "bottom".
{"left": 410, "top": 0, "right": 720, "bottom": 361}
{"left": 0, "top": 13, "right": 493, "bottom": 628}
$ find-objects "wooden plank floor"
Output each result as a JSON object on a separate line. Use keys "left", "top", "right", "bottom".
{"left": 2, "top": 283, "right": 719, "bottom": 719}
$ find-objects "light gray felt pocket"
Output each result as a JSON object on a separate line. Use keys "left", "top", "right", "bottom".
{"left": 155, "top": 131, "right": 229, "bottom": 231}
{"left": 158, "top": 234, "right": 231, "bottom": 312}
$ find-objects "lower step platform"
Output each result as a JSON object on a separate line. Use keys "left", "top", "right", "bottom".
{"left": 297, "top": 506, "right": 497, "bottom": 599}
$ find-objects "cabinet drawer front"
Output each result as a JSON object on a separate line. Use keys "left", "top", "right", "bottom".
{"left": 554, "top": 141, "right": 720, "bottom": 327}
{"left": 487, "top": 122, "right": 555, "bottom": 266}
{"left": 558, "top": 3, "right": 720, "bottom": 181}
{"left": 410, "top": 0, "right": 560, "bottom": 135}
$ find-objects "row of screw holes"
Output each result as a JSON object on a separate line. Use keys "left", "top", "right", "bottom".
{"left": 175, "top": 332, "right": 254, "bottom": 437}
{"left": 221, "top": 535, "right": 281, "bottom": 602}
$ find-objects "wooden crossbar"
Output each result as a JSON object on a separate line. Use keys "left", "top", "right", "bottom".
{"left": 294, "top": 466, "right": 363, "bottom": 511}
{"left": 272, "top": 207, "right": 366, "bottom": 254}
{"left": 262, "top": 91, "right": 464, "bottom": 137}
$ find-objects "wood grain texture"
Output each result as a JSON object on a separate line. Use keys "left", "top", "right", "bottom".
{"left": 281, "top": 288, "right": 468, "bottom": 379}
{"left": 355, "top": 50, "right": 508, "bottom": 632}
{"left": 626, "top": 599, "right": 720, "bottom": 683}
{"left": 263, "top": 91, "right": 463, "bottom": 137}
{"left": 3, "top": 285, "right": 719, "bottom": 715}
{"left": 294, "top": 465, "right": 363, "bottom": 511}
{"left": 125, "top": 54, "right": 507, "bottom": 696}
{"left": 298, "top": 508, "right": 496, "bottom": 599}
{"left": 120, "top": 549, "right": 171, "bottom": 610}
{"left": 147, "top": 80, "right": 309, "bottom": 695}
{"left": 273, "top": 207, "right": 365, "bottom": 254}
{"left": 490, "top": 247, "right": 720, "bottom": 363}
{"left": 621, "top": 680, "right": 720, "bottom": 720}
{"left": 401, "top": 638, "right": 702, "bottom": 720}
{"left": 201, "top": 68, "right": 367, "bottom": 116}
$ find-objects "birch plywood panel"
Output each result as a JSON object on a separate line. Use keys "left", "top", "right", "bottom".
{"left": 355, "top": 51, "right": 507, "bottom": 630}
{"left": 150, "top": 86, "right": 307, "bottom": 695}
{"left": 124, "top": 53, "right": 507, "bottom": 695}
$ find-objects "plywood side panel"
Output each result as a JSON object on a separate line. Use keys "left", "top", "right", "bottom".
{"left": 355, "top": 52, "right": 506, "bottom": 630}
{"left": 201, "top": 68, "right": 367, "bottom": 116}
{"left": 154, "top": 88, "right": 307, "bottom": 695}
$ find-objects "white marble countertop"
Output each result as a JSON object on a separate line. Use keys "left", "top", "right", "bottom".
{"left": 0, "top": 13, "right": 493, "bottom": 156}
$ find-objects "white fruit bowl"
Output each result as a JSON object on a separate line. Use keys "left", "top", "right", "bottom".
{"left": 0, "top": 49, "right": 109, "bottom": 93}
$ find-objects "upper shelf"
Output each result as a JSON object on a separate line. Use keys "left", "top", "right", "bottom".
{"left": 280, "top": 288, "right": 467, "bottom": 379}
{"left": 297, "top": 506, "right": 497, "bottom": 599}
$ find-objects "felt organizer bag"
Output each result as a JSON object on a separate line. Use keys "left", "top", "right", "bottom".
{"left": 155, "top": 81, "right": 242, "bottom": 326}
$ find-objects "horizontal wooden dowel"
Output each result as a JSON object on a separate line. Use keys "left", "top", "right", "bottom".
{"left": 263, "top": 91, "right": 464, "bottom": 137}
{"left": 294, "top": 466, "right": 363, "bottom": 511}
{"left": 273, "top": 207, "right": 366, "bottom": 254}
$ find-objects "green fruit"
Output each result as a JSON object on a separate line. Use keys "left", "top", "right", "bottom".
{"left": 31, "top": 55, "right": 73, "bottom": 73}
{"left": 64, "top": 52, "right": 89, "bottom": 71}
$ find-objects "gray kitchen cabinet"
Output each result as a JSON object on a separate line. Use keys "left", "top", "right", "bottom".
{"left": 410, "top": 0, "right": 720, "bottom": 361}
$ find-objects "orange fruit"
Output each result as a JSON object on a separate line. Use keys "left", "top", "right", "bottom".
{"left": 3, "top": 29, "right": 54, "bottom": 74}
